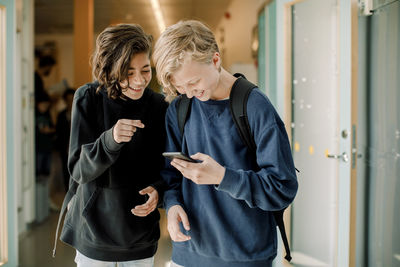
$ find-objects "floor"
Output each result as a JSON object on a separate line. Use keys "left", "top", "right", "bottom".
{"left": 18, "top": 209, "right": 172, "bottom": 267}
{"left": 18, "top": 151, "right": 173, "bottom": 267}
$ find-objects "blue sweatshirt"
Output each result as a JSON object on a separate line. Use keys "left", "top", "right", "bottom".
{"left": 162, "top": 85, "right": 298, "bottom": 267}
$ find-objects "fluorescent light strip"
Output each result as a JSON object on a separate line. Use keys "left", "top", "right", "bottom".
{"left": 150, "top": 0, "right": 166, "bottom": 33}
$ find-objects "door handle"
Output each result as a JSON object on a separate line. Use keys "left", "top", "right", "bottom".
{"left": 327, "top": 152, "right": 349, "bottom": 162}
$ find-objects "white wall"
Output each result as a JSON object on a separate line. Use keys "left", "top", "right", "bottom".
{"left": 35, "top": 0, "right": 265, "bottom": 88}
{"left": 35, "top": 34, "right": 74, "bottom": 88}
{"left": 215, "top": 0, "right": 265, "bottom": 72}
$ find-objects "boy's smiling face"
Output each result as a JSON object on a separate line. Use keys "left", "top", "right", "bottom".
{"left": 119, "top": 52, "right": 152, "bottom": 100}
{"left": 171, "top": 53, "right": 222, "bottom": 101}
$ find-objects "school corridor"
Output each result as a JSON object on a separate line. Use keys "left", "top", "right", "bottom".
{"left": 0, "top": 0, "right": 399, "bottom": 266}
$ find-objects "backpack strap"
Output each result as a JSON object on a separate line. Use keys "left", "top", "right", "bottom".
{"left": 229, "top": 73, "right": 258, "bottom": 155}
{"left": 272, "top": 209, "right": 292, "bottom": 262}
{"left": 52, "top": 181, "right": 78, "bottom": 257}
{"left": 230, "top": 73, "right": 292, "bottom": 262}
{"left": 176, "top": 94, "right": 192, "bottom": 137}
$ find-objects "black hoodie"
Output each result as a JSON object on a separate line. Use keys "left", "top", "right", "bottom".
{"left": 60, "top": 82, "right": 168, "bottom": 261}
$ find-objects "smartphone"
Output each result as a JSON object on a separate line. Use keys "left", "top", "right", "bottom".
{"left": 162, "top": 152, "right": 198, "bottom": 163}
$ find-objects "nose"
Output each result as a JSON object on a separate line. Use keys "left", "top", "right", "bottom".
{"left": 131, "top": 73, "right": 146, "bottom": 85}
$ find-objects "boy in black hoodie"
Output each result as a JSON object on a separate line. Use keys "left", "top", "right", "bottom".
{"left": 55, "top": 24, "right": 168, "bottom": 267}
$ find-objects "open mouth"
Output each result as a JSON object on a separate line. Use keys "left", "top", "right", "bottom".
{"left": 128, "top": 86, "right": 143, "bottom": 92}
{"left": 196, "top": 90, "right": 205, "bottom": 98}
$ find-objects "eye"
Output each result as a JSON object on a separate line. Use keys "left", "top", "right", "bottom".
{"left": 189, "top": 79, "right": 199, "bottom": 86}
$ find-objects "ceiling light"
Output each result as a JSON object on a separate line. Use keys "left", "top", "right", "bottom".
{"left": 150, "top": 0, "right": 166, "bottom": 33}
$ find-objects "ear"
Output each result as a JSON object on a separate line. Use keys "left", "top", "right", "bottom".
{"left": 212, "top": 52, "right": 221, "bottom": 70}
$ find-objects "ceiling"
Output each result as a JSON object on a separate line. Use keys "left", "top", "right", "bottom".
{"left": 34, "top": 0, "right": 232, "bottom": 39}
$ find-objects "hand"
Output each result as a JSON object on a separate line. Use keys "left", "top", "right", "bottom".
{"left": 167, "top": 205, "right": 191, "bottom": 242}
{"left": 171, "top": 153, "right": 226, "bottom": 185}
{"left": 113, "top": 119, "right": 145, "bottom": 143}
{"left": 131, "top": 186, "right": 158, "bottom": 217}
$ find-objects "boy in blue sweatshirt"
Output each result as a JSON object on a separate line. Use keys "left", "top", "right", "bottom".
{"left": 153, "top": 20, "right": 298, "bottom": 267}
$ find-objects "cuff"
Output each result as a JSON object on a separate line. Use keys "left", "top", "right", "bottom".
{"left": 164, "top": 194, "right": 183, "bottom": 213}
{"left": 103, "top": 127, "right": 124, "bottom": 153}
{"left": 150, "top": 180, "right": 166, "bottom": 208}
{"left": 215, "top": 167, "right": 241, "bottom": 195}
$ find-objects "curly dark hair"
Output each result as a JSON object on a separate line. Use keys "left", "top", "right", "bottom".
{"left": 92, "top": 24, "right": 153, "bottom": 99}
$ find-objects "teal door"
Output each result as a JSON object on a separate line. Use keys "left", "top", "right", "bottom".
{"left": 356, "top": 1, "right": 400, "bottom": 266}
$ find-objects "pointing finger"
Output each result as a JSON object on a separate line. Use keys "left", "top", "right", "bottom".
{"left": 119, "top": 119, "right": 145, "bottom": 128}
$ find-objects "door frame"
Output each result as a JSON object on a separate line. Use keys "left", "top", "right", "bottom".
{"left": 348, "top": 1, "right": 359, "bottom": 266}
{"left": 338, "top": 1, "right": 359, "bottom": 266}
{"left": 0, "top": 3, "right": 8, "bottom": 265}
{"left": 0, "top": 0, "right": 18, "bottom": 266}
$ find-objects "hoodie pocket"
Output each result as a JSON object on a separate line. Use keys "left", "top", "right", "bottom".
{"left": 81, "top": 186, "right": 160, "bottom": 248}
{"left": 82, "top": 187, "right": 100, "bottom": 217}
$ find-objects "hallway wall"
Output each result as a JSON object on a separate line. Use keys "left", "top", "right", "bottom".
{"left": 214, "top": 0, "right": 265, "bottom": 71}
{"left": 35, "top": 1, "right": 264, "bottom": 91}
{"left": 35, "top": 34, "right": 75, "bottom": 88}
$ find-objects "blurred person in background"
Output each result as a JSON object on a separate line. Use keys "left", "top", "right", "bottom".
{"left": 34, "top": 49, "right": 56, "bottom": 101}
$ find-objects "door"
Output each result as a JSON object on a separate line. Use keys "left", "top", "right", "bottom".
{"left": 287, "top": 0, "right": 355, "bottom": 266}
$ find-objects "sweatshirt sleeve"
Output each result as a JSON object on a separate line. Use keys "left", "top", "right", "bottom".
{"left": 160, "top": 99, "right": 185, "bottom": 211}
{"left": 216, "top": 90, "right": 298, "bottom": 211}
{"left": 67, "top": 85, "right": 124, "bottom": 184}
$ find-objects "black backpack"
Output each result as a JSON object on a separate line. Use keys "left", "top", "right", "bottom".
{"left": 176, "top": 73, "right": 293, "bottom": 262}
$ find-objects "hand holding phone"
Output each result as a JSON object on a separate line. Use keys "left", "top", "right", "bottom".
{"left": 165, "top": 152, "right": 225, "bottom": 185}
{"left": 162, "top": 152, "right": 198, "bottom": 163}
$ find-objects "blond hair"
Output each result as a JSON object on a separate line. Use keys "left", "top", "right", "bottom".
{"left": 152, "top": 20, "right": 219, "bottom": 97}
